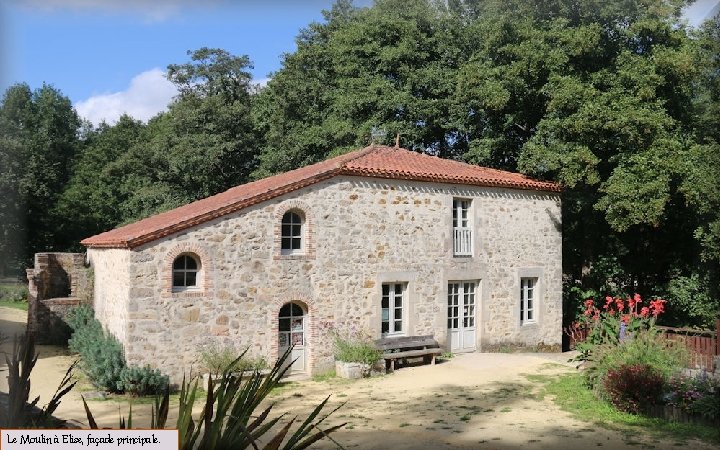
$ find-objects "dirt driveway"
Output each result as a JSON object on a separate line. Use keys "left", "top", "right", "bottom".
{"left": 0, "top": 306, "right": 714, "bottom": 449}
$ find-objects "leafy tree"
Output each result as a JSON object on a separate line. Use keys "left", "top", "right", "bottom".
{"left": 255, "top": 0, "right": 718, "bottom": 327}
{"left": 56, "top": 115, "right": 149, "bottom": 248}
{"left": 59, "top": 48, "right": 259, "bottom": 236}
{"left": 123, "top": 48, "right": 259, "bottom": 217}
{"left": 0, "top": 83, "right": 80, "bottom": 273}
{"left": 253, "top": 0, "right": 468, "bottom": 177}
{"left": 0, "top": 85, "right": 30, "bottom": 276}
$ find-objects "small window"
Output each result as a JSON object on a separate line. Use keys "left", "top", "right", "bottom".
{"left": 281, "top": 211, "right": 303, "bottom": 254}
{"left": 520, "top": 278, "right": 537, "bottom": 325}
{"left": 452, "top": 199, "right": 472, "bottom": 256}
{"left": 381, "top": 283, "right": 406, "bottom": 336}
{"left": 173, "top": 254, "right": 199, "bottom": 290}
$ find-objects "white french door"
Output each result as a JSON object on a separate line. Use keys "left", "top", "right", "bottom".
{"left": 448, "top": 282, "right": 477, "bottom": 352}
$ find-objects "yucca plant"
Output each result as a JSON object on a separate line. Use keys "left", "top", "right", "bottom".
{"left": 84, "top": 347, "right": 346, "bottom": 449}
{"left": 1, "top": 333, "right": 77, "bottom": 427}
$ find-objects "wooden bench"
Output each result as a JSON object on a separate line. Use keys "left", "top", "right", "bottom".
{"left": 375, "top": 335, "right": 443, "bottom": 372}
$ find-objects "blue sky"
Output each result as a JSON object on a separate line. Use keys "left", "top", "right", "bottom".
{"left": 1, "top": 0, "right": 372, "bottom": 124}
{"left": 1, "top": 0, "right": 717, "bottom": 125}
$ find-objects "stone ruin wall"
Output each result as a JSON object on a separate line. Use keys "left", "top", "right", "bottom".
{"left": 26, "top": 252, "right": 93, "bottom": 344}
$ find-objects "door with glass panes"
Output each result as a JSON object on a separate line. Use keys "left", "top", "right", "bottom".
{"left": 278, "top": 302, "right": 306, "bottom": 373}
{"left": 447, "top": 282, "right": 477, "bottom": 352}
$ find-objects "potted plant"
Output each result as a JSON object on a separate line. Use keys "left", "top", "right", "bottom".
{"left": 332, "top": 330, "right": 383, "bottom": 379}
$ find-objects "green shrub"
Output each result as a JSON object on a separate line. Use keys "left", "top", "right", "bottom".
{"left": 584, "top": 328, "right": 689, "bottom": 395}
{"left": 200, "top": 346, "right": 268, "bottom": 376}
{"left": 665, "top": 274, "right": 720, "bottom": 329}
{"left": 68, "top": 304, "right": 169, "bottom": 394}
{"left": 333, "top": 332, "right": 382, "bottom": 366}
{"left": 603, "top": 363, "right": 664, "bottom": 414}
{"left": 0, "top": 283, "right": 28, "bottom": 302}
{"left": 118, "top": 365, "right": 169, "bottom": 396}
{"left": 68, "top": 305, "right": 125, "bottom": 391}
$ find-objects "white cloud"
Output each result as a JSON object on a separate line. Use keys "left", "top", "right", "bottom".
{"left": 253, "top": 77, "right": 271, "bottom": 87}
{"left": 75, "top": 68, "right": 177, "bottom": 126}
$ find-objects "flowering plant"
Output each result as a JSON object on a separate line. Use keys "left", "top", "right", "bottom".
{"left": 665, "top": 372, "right": 720, "bottom": 420}
{"left": 573, "top": 294, "right": 666, "bottom": 361}
{"left": 603, "top": 363, "right": 664, "bottom": 414}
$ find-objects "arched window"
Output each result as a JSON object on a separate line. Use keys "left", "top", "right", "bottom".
{"left": 172, "top": 254, "right": 199, "bottom": 290}
{"left": 281, "top": 211, "right": 303, "bottom": 254}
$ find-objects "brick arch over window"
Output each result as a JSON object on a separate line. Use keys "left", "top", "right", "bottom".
{"left": 161, "top": 243, "right": 214, "bottom": 298}
{"left": 274, "top": 200, "right": 316, "bottom": 260}
{"left": 267, "top": 294, "right": 317, "bottom": 372}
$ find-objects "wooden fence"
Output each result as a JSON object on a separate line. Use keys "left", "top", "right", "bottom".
{"left": 564, "top": 319, "right": 719, "bottom": 371}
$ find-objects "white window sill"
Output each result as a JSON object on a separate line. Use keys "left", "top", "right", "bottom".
{"left": 172, "top": 287, "right": 200, "bottom": 293}
{"left": 381, "top": 332, "right": 406, "bottom": 338}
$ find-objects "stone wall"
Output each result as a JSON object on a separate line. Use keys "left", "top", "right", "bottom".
{"left": 86, "top": 248, "right": 130, "bottom": 343}
{"left": 26, "top": 253, "right": 93, "bottom": 344}
{"left": 89, "top": 176, "right": 562, "bottom": 382}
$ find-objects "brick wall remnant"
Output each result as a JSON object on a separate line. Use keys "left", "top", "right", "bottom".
{"left": 26, "top": 252, "right": 93, "bottom": 344}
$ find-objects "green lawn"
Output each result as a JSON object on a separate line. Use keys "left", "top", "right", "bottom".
{"left": 528, "top": 372, "right": 720, "bottom": 445}
{"left": 0, "top": 281, "right": 29, "bottom": 310}
{"left": 0, "top": 299, "right": 28, "bottom": 310}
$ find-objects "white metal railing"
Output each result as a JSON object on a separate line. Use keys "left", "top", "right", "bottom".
{"left": 453, "top": 227, "right": 472, "bottom": 256}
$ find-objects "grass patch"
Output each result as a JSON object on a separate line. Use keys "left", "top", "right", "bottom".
{"left": 268, "top": 381, "right": 300, "bottom": 397}
{"left": 0, "top": 282, "right": 28, "bottom": 311}
{"left": 539, "top": 372, "right": 720, "bottom": 445}
{"left": 538, "top": 362, "right": 567, "bottom": 370}
{"left": 312, "top": 369, "right": 336, "bottom": 382}
{"left": 0, "top": 300, "right": 28, "bottom": 311}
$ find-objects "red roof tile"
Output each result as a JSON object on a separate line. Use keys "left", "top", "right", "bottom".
{"left": 82, "top": 145, "right": 560, "bottom": 249}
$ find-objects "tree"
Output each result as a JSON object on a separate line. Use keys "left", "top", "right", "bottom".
{"left": 135, "top": 48, "right": 259, "bottom": 211}
{"left": 58, "top": 48, "right": 260, "bottom": 239}
{"left": 254, "top": 0, "right": 718, "bottom": 327}
{"left": 0, "top": 83, "right": 81, "bottom": 273}
{"left": 253, "top": 0, "right": 468, "bottom": 177}
{"left": 56, "top": 115, "right": 149, "bottom": 248}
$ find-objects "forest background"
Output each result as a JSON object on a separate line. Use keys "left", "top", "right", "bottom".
{"left": 1, "top": 0, "right": 718, "bottom": 329}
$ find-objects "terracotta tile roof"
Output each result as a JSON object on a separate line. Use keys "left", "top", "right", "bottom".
{"left": 82, "top": 145, "right": 560, "bottom": 249}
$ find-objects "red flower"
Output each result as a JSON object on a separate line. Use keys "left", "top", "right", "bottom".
{"left": 615, "top": 297, "right": 625, "bottom": 312}
{"left": 649, "top": 298, "right": 666, "bottom": 317}
{"left": 621, "top": 314, "right": 631, "bottom": 324}
{"left": 633, "top": 293, "right": 642, "bottom": 304}
{"left": 629, "top": 293, "right": 640, "bottom": 310}
{"left": 604, "top": 296, "right": 613, "bottom": 310}
{"left": 640, "top": 306, "right": 650, "bottom": 318}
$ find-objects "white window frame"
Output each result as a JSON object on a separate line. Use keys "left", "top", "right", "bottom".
{"left": 281, "top": 211, "right": 304, "bottom": 255}
{"left": 447, "top": 281, "right": 476, "bottom": 330}
{"left": 278, "top": 302, "right": 306, "bottom": 348}
{"left": 172, "top": 254, "right": 200, "bottom": 292}
{"left": 520, "top": 277, "right": 537, "bottom": 325}
{"left": 381, "top": 283, "right": 406, "bottom": 336}
{"left": 452, "top": 198, "right": 472, "bottom": 257}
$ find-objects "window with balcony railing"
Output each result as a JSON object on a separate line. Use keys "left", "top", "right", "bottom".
{"left": 452, "top": 199, "right": 472, "bottom": 256}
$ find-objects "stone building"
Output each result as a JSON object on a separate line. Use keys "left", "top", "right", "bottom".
{"left": 82, "top": 145, "right": 562, "bottom": 382}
